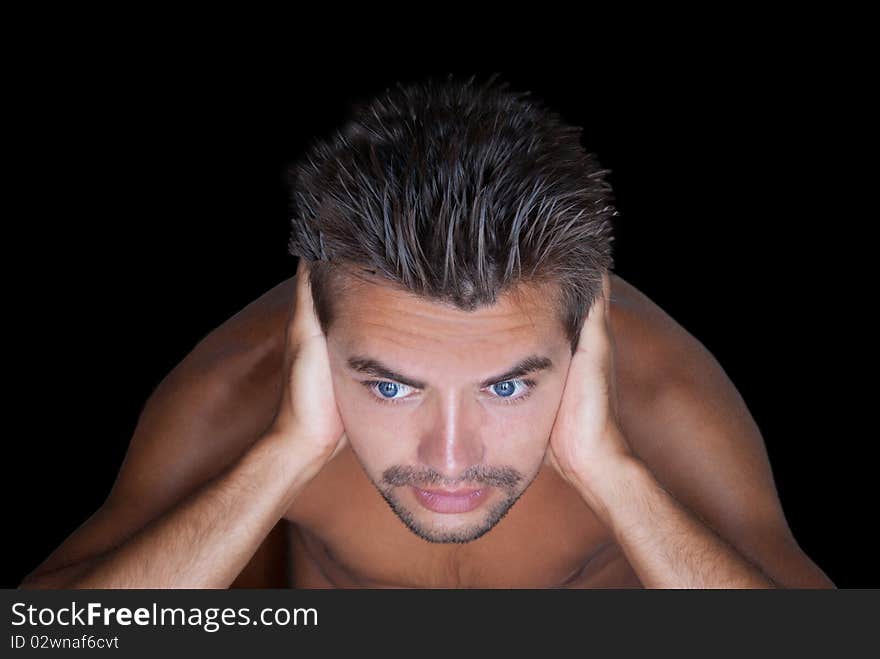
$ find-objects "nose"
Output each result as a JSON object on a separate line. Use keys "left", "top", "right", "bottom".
{"left": 416, "top": 392, "right": 486, "bottom": 482}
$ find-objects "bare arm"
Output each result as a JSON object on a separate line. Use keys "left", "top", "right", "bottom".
{"left": 597, "top": 274, "right": 835, "bottom": 588}
{"left": 576, "top": 448, "right": 778, "bottom": 588}
{"left": 616, "top": 352, "right": 837, "bottom": 589}
{"left": 20, "top": 260, "right": 345, "bottom": 589}
{"left": 556, "top": 273, "right": 834, "bottom": 589}
{"left": 23, "top": 433, "right": 324, "bottom": 589}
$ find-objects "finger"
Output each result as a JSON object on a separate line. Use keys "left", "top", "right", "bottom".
{"left": 290, "top": 258, "right": 325, "bottom": 342}
{"left": 575, "top": 274, "right": 610, "bottom": 352}
{"left": 590, "top": 271, "right": 611, "bottom": 321}
{"left": 599, "top": 271, "right": 620, "bottom": 416}
{"left": 601, "top": 271, "right": 612, "bottom": 318}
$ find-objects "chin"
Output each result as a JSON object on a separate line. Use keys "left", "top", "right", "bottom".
{"left": 377, "top": 484, "right": 528, "bottom": 544}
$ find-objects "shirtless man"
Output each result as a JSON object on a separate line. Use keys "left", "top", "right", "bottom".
{"left": 20, "top": 75, "right": 834, "bottom": 589}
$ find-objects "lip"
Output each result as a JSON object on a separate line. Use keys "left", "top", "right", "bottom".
{"left": 411, "top": 486, "right": 490, "bottom": 514}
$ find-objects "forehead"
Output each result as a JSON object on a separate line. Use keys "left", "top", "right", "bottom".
{"left": 328, "top": 270, "right": 566, "bottom": 354}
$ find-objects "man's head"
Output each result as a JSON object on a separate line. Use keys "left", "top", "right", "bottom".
{"left": 285, "top": 73, "right": 617, "bottom": 543}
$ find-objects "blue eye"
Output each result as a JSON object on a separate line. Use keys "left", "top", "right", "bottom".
{"left": 363, "top": 380, "right": 414, "bottom": 404}
{"left": 490, "top": 379, "right": 535, "bottom": 404}
{"left": 361, "top": 378, "right": 536, "bottom": 406}
{"left": 492, "top": 381, "right": 517, "bottom": 397}
{"left": 376, "top": 381, "right": 404, "bottom": 399}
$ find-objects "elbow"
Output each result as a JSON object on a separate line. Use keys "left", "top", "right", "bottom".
{"left": 18, "top": 566, "right": 83, "bottom": 590}
{"left": 18, "top": 575, "right": 61, "bottom": 590}
{"left": 773, "top": 572, "right": 838, "bottom": 589}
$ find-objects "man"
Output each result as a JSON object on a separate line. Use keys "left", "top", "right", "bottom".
{"left": 21, "top": 74, "right": 834, "bottom": 589}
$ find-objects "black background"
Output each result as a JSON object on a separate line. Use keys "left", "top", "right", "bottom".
{"left": 7, "top": 40, "right": 872, "bottom": 588}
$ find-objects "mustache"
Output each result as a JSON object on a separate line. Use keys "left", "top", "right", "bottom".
{"left": 381, "top": 464, "right": 523, "bottom": 492}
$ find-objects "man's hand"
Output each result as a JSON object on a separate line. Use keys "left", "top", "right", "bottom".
{"left": 544, "top": 272, "right": 635, "bottom": 499}
{"left": 265, "top": 258, "right": 348, "bottom": 464}
{"left": 542, "top": 272, "right": 787, "bottom": 587}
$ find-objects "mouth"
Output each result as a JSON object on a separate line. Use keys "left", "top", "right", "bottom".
{"left": 411, "top": 486, "right": 490, "bottom": 514}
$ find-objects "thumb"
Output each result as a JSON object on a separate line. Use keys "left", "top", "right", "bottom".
{"left": 290, "top": 258, "right": 325, "bottom": 343}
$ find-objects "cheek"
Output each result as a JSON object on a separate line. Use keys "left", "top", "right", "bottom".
{"left": 487, "top": 414, "right": 554, "bottom": 469}
{"left": 332, "top": 374, "right": 403, "bottom": 432}
{"left": 331, "top": 369, "right": 377, "bottom": 419}
{"left": 488, "top": 385, "right": 563, "bottom": 443}
{"left": 331, "top": 375, "right": 411, "bottom": 466}
{"left": 483, "top": 386, "right": 566, "bottom": 471}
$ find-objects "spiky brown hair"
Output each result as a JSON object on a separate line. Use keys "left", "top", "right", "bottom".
{"left": 286, "top": 72, "right": 618, "bottom": 354}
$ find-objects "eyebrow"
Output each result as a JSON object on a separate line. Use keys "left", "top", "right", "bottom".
{"left": 346, "top": 354, "right": 554, "bottom": 389}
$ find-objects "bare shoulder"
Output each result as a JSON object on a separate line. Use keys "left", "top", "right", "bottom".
{"left": 111, "top": 273, "right": 297, "bottom": 507}
{"left": 606, "top": 270, "right": 751, "bottom": 469}
{"left": 183, "top": 275, "right": 296, "bottom": 381}
{"left": 606, "top": 272, "right": 713, "bottom": 400}
{"left": 607, "top": 272, "right": 834, "bottom": 587}
{"left": 606, "top": 270, "right": 776, "bottom": 528}
{"left": 21, "top": 276, "right": 299, "bottom": 587}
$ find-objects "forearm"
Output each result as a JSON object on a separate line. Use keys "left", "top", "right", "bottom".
{"left": 61, "top": 433, "right": 325, "bottom": 589}
{"left": 576, "top": 453, "right": 776, "bottom": 589}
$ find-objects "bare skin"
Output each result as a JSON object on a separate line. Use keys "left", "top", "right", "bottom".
{"left": 20, "top": 268, "right": 834, "bottom": 589}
